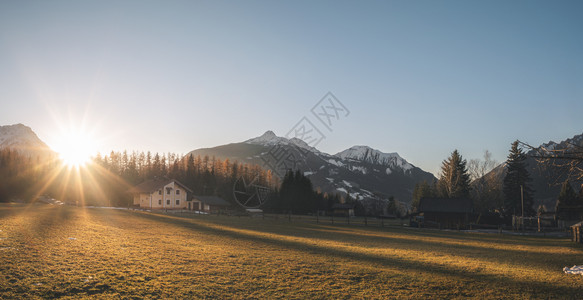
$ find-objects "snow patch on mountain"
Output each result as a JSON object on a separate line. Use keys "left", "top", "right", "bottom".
{"left": 350, "top": 165, "right": 367, "bottom": 174}
{"left": 245, "top": 130, "right": 287, "bottom": 145}
{"left": 328, "top": 159, "right": 345, "bottom": 167}
{"left": 336, "top": 145, "right": 413, "bottom": 171}
{"left": 245, "top": 130, "right": 319, "bottom": 153}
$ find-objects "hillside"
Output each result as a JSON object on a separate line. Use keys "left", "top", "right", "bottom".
{"left": 188, "top": 131, "right": 435, "bottom": 205}
{"left": 0, "top": 123, "right": 55, "bottom": 160}
{"left": 486, "top": 132, "right": 583, "bottom": 211}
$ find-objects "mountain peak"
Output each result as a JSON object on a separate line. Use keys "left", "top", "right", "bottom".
{"left": 260, "top": 130, "right": 277, "bottom": 139}
{"left": 335, "top": 145, "right": 413, "bottom": 171}
{"left": 0, "top": 123, "right": 53, "bottom": 158}
{"left": 245, "top": 130, "right": 285, "bottom": 145}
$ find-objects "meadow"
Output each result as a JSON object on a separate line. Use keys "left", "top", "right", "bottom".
{"left": 0, "top": 204, "right": 582, "bottom": 299}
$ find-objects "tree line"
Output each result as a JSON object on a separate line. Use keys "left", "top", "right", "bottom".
{"left": 266, "top": 169, "right": 402, "bottom": 216}
{"left": 412, "top": 141, "right": 544, "bottom": 217}
{"left": 0, "top": 149, "right": 278, "bottom": 207}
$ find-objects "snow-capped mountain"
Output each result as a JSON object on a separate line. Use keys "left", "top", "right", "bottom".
{"left": 245, "top": 130, "right": 319, "bottom": 153}
{"left": 0, "top": 124, "right": 54, "bottom": 159}
{"left": 485, "top": 131, "right": 583, "bottom": 211}
{"left": 336, "top": 146, "right": 413, "bottom": 173}
{"left": 245, "top": 130, "right": 287, "bottom": 145}
{"left": 190, "top": 130, "right": 435, "bottom": 205}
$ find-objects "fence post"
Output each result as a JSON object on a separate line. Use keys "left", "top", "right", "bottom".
{"left": 347, "top": 214, "right": 350, "bottom": 225}
{"left": 365, "top": 215, "right": 367, "bottom": 226}
{"left": 316, "top": 212, "right": 319, "bottom": 224}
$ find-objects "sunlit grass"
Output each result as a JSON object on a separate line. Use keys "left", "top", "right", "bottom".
{"left": 0, "top": 205, "right": 582, "bottom": 298}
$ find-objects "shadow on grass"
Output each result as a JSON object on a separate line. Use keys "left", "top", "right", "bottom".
{"left": 126, "top": 210, "right": 583, "bottom": 297}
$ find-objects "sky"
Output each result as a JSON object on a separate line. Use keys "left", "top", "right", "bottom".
{"left": 0, "top": 0, "right": 581, "bottom": 175}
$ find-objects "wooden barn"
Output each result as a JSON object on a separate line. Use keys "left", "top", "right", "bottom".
{"left": 417, "top": 198, "right": 473, "bottom": 229}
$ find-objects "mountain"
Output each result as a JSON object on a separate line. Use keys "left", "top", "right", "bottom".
{"left": 0, "top": 124, "right": 55, "bottom": 159}
{"left": 188, "top": 130, "right": 435, "bottom": 206}
{"left": 487, "top": 132, "right": 583, "bottom": 211}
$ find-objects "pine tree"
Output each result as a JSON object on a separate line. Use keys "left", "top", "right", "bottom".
{"left": 437, "top": 150, "right": 471, "bottom": 199}
{"left": 502, "top": 141, "right": 535, "bottom": 216}
{"left": 555, "top": 180, "right": 578, "bottom": 220}
{"left": 411, "top": 181, "right": 436, "bottom": 212}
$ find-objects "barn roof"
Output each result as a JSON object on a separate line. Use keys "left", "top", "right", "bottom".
{"left": 130, "top": 178, "right": 193, "bottom": 194}
{"left": 418, "top": 198, "right": 473, "bottom": 213}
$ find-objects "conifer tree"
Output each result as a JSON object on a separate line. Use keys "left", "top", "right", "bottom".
{"left": 437, "top": 150, "right": 471, "bottom": 199}
{"left": 411, "top": 181, "right": 436, "bottom": 211}
{"left": 555, "top": 180, "right": 578, "bottom": 220}
{"left": 502, "top": 141, "right": 535, "bottom": 216}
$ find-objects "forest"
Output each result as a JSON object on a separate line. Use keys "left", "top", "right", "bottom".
{"left": 0, "top": 149, "right": 277, "bottom": 208}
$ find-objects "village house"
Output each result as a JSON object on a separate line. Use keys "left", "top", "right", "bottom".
{"left": 130, "top": 178, "right": 193, "bottom": 210}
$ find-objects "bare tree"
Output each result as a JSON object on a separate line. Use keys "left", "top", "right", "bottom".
{"left": 519, "top": 140, "right": 583, "bottom": 182}
{"left": 468, "top": 150, "right": 497, "bottom": 182}
{"left": 469, "top": 150, "right": 502, "bottom": 213}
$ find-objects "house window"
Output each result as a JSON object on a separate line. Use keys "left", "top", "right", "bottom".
{"left": 158, "top": 190, "right": 162, "bottom": 195}
{"left": 176, "top": 200, "right": 180, "bottom": 205}
{"left": 176, "top": 189, "right": 180, "bottom": 195}
{"left": 167, "top": 199, "right": 170, "bottom": 205}
{"left": 158, "top": 199, "right": 162, "bottom": 205}
{"left": 166, "top": 188, "right": 171, "bottom": 195}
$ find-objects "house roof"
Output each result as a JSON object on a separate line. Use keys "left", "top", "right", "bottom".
{"left": 192, "top": 195, "right": 231, "bottom": 207}
{"left": 418, "top": 198, "right": 473, "bottom": 213}
{"left": 130, "top": 178, "right": 193, "bottom": 194}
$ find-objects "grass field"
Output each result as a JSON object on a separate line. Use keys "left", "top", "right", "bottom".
{"left": 1, "top": 204, "right": 582, "bottom": 299}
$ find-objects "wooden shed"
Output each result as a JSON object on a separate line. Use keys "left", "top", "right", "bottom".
{"left": 417, "top": 198, "right": 473, "bottom": 229}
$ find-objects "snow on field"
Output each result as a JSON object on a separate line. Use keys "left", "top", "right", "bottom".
{"left": 304, "top": 171, "right": 314, "bottom": 176}
{"left": 326, "top": 177, "right": 334, "bottom": 182}
{"left": 336, "top": 187, "right": 347, "bottom": 193}
{"left": 564, "top": 265, "right": 583, "bottom": 275}
{"left": 342, "top": 180, "right": 352, "bottom": 187}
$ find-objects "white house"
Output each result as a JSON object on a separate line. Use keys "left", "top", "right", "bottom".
{"left": 130, "top": 178, "right": 193, "bottom": 210}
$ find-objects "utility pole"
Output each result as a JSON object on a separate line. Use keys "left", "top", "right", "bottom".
{"left": 520, "top": 184, "right": 524, "bottom": 231}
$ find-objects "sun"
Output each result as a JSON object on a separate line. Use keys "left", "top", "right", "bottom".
{"left": 53, "top": 129, "right": 97, "bottom": 168}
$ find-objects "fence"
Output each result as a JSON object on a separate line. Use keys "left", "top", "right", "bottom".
{"left": 167, "top": 209, "right": 408, "bottom": 228}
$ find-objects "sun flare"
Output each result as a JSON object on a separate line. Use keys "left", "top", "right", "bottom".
{"left": 53, "top": 129, "right": 97, "bottom": 168}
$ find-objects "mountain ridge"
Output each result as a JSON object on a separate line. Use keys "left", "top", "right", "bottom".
{"left": 0, "top": 124, "right": 54, "bottom": 159}
{"left": 190, "top": 130, "right": 436, "bottom": 205}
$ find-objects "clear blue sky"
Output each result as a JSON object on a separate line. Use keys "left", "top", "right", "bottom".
{"left": 0, "top": 0, "right": 581, "bottom": 175}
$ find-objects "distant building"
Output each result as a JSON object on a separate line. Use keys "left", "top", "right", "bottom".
{"left": 332, "top": 203, "right": 355, "bottom": 217}
{"left": 130, "top": 178, "right": 192, "bottom": 210}
{"left": 191, "top": 195, "right": 231, "bottom": 212}
{"left": 417, "top": 198, "right": 473, "bottom": 229}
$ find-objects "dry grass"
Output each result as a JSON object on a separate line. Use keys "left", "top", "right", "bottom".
{"left": 0, "top": 204, "right": 582, "bottom": 299}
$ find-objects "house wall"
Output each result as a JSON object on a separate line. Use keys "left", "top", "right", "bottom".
{"left": 137, "top": 181, "right": 189, "bottom": 209}
{"left": 135, "top": 193, "right": 152, "bottom": 207}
